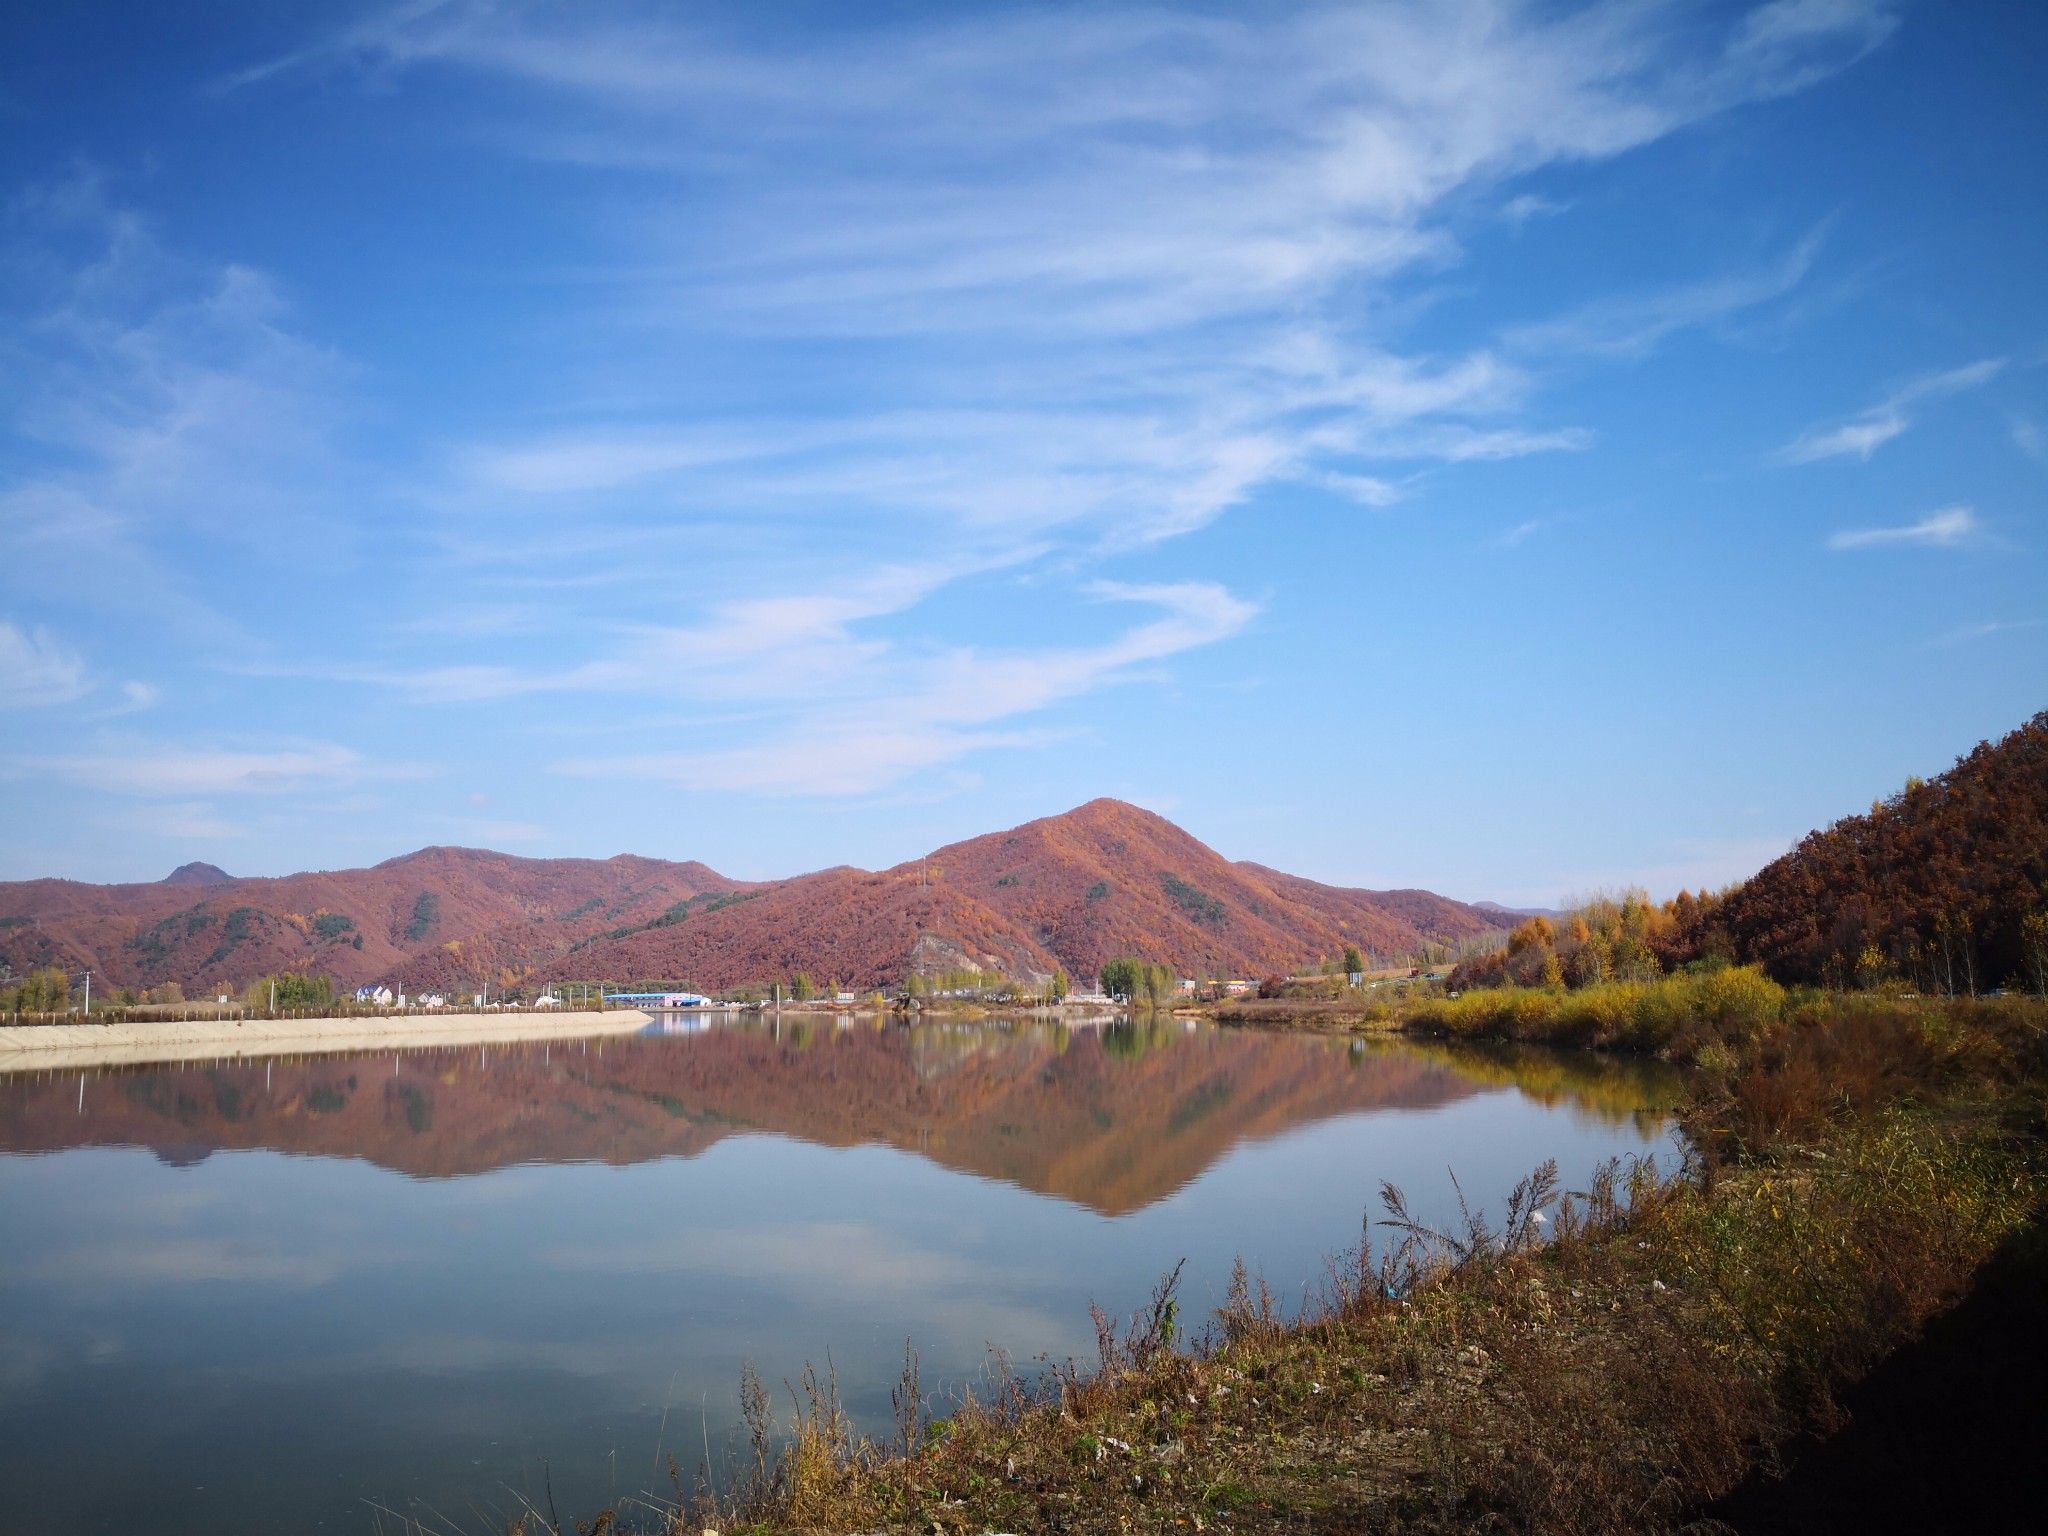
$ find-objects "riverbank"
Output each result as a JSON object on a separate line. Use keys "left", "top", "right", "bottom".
{"left": 580, "top": 983, "right": 2045, "bottom": 1535}
{"left": 0, "top": 1008, "right": 651, "bottom": 1072}
{"left": 1705, "top": 1214, "right": 2048, "bottom": 1532}
{"left": 1209, "top": 995, "right": 1403, "bottom": 1028}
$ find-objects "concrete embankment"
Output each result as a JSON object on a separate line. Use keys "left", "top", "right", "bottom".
{"left": 0, "top": 1009, "right": 652, "bottom": 1072}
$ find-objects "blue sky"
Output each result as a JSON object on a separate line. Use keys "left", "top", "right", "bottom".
{"left": 1, "top": 0, "right": 2042, "bottom": 903}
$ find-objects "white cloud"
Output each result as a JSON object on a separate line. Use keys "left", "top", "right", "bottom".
{"left": 463, "top": 430, "right": 798, "bottom": 497}
{"left": 1503, "top": 233, "right": 1826, "bottom": 359}
{"left": 0, "top": 621, "right": 92, "bottom": 707}
{"left": 0, "top": 175, "right": 352, "bottom": 640}
{"left": 556, "top": 581, "right": 1257, "bottom": 795}
{"left": 15, "top": 742, "right": 420, "bottom": 797}
{"left": 188, "top": 0, "right": 1899, "bottom": 797}
{"left": 76, "top": 679, "right": 164, "bottom": 720}
{"left": 1826, "top": 504, "right": 1981, "bottom": 551}
{"left": 340, "top": 557, "right": 981, "bottom": 705}
{"left": 1500, "top": 193, "right": 1568, "bottom": 227}
{"left": 145, "top": 803, "right": 249, "bottom": 840}
{"left": 1779, "top": 412, "right": 1907, "bottom": 463}
{"left": 1777, "top": 358, "right": 2006, "bottom": 464}
{"left": 573, "top": 727, "right": 1056, "bottom": 799}
{"left": 331, "top": 574, "right": 1254, "bottom": 796}
{"left": 1927, "top": 618, "right": 2041, "bottom": 647}
{"left": 1380, "top": 425, "right": 1595, "bottom": 462}
{"left": 1317, "top": 471, "right": 1405, "bottom": 508}
{"left": 253, "top": 0, "right": 1888, "bottom": 549}
{"left": 1723, "top": 0, "right": 1902, "bottom": 84}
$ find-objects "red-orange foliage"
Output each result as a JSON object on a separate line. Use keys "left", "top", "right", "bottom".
{"left": 1450, "top": 711, "right": 2048, "bottom": 998}
{"left": 1696, "top": 711, "right": 2048, "bottom": 991}
{"left": 527, "top": 800, "right": 1511, "bottom": 990}
{"left": 0, "top": 847, "right": 742, "bottom": 998}
{"left": 0, "top": 801, "right": 1514, "bottom": 997}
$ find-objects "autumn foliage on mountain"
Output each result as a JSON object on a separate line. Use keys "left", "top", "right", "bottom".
{"left": 0, "top": 847, "right": 742, "bottom": 1002}
{"left": 513, "top": 798, "right": 1510, "bottom": 996}
{"left": 1697, "top": 709, "right": 2048, "bottom": 991}
{"left": 0, "top": 800, "right": 1511, "bottom": 999}
{"left": 1452, "top": 710, "right": 2048, "bottom": 996}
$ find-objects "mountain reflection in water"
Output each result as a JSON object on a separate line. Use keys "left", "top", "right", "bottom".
{"left": 0, "top": 1018, "right": 1682, "bottom": 1536}
{"left": 0, "top": 1015, "right": 1678, "bottom": 1213}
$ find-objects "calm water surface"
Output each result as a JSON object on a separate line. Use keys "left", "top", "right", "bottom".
{"left": 0, "top": 1015, "right": 1682, "bottom": 1534}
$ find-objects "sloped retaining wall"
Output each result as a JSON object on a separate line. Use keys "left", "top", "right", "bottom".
{"left": 0, "top": 1009, "right": 652, "bottom": 1072}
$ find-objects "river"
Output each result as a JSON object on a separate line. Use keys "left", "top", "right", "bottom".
{"left": 0, "top": 1014, "right": 1682, "bottom": 1534}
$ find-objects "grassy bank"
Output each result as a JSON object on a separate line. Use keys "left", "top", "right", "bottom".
{"left": 547, "top": 987, "right": 2046, "bottom": 1535}
{"left": 1209, "top": 996, "right": 1406, "bottom": 1027}
{"left": 1407, "top": 966, "right": 1789, "bottom": 1058}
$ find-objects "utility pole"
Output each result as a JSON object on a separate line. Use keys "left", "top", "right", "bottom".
{"left": 82, "top": 969, "right": 91, "bottom": 1015}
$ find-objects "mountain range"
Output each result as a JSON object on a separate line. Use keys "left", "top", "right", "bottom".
{"left": 0, "top": 799, "right": 1511, "bottom": 997}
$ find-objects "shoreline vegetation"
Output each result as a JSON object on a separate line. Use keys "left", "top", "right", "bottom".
{"left": 542, "top": 973, "right": 2045, "bottom": 1536}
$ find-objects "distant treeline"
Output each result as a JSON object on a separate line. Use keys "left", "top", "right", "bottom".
{"left": 1453, "top": 710, "right": 2048, "bottom": 998}
{"left": 1100, "top": 957, "right": 1177, "bottom": 1003}
{"left": 2, "top": 969, "right": 192, "bottom": 1014}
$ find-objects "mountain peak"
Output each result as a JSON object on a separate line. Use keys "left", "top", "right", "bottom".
{"left": 9, "top": 807, "right": 1509, "bottom": 997}
{"left": 163, "top": 862, "right": 232, "bottom": 886}
{"left": 1060, "top": 797, "right": 1169, "bottom": 826}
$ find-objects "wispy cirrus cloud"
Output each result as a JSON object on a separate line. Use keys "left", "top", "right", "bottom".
{"left": 311, "top": 574, "right": 1254, "bottom": 797}
{"left": 1926, "top": 618, "right": 2041, "bottom": 647}
{"left": 0, "top": 620, "right": 92, "bottom": 707}
{"left": 555, "top": 581, "right": 1258, "bottom": 795}
{"left": 9, "top": 742, "right": 423, "bottom": 797}
{"left": 101, "top": 681, "right": 162, "bottom": 716}
{"left": 1776, "top": 358, "right": 2006, "bottom": 464}
{"left": 330, "top": 558, "right": 979, "bottom": 705}
{"left": 1826, "top": 504, "right": 1982, "bottom": 551}
{"left": 22, "top": 0, "right": 1901, "bottom": 807}
{"left": 1503, "top": 232, "right": 1828, "bottom": 360}
{"left": 328, "top": 0, "right": 1887, "bottom": 795}
{"left": 0, "top": 620, "right": 162, "bottom": 715}
{"left": 0, "top": 174, "right": 354, "bottom": 645}
{"left": 122, "top": 802, "right": 251, "bottom": 841}
{"left": 247, "top": 0, "right": 1893, "bottom": 566}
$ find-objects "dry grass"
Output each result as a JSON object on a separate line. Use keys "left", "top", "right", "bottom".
{"left": 1407, "top": 966, "right": 1791, "bottom": 1056}
{"left": 1210, "top": 996, "right": 1401, "bottom": 1027}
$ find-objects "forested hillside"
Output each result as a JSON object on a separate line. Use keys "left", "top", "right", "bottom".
{"left": 0, "top": 849, "right": 748, "bottom": 1002}
{"left": 0, "top": 801, "right": 1512, "bottom": 1000}
{"left": 465, "top": 800, "right": 1511, "bottom": 994}
{"left": 1697, "top": 710, "right": 2048, "bottom": 991}
{"left": 1450, "top": 710, "right": 2048, "bottom": 996}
